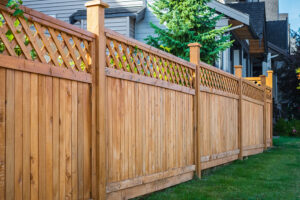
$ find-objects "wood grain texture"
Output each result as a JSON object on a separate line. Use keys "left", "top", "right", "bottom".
{"left": 106, "top": 77, "right": 194, "bottom": 198}
{"left": 0, "top": 70, "right": 92, "bottom": 199}
{"left": 199, "top": 91, "right": 239, "bottom": 169}
{"left": 0, "top": 68, "right": 6, "bottom": 200}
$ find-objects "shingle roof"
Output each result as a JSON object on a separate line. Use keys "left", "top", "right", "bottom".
{"left": 227, "top": 2, "right": 266, "bottom": 39}
{"left": 70, "top": 6, "right": 146, "bottom": 24}
{"left": 266, "top": 20, "right": 288, "bottom": 50}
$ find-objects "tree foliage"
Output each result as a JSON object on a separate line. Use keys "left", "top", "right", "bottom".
{"left": 145, "top": 0, "right": 233, "bottom": 64}
{"left": 6, "top": 0, "right": 25, "bottom": 19}
{"left": 275, "top": 29, "right": 300, "bottom": 119}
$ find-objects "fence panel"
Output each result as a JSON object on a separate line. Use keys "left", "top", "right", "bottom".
{"left": 241, "top": 80, "right": 265, "bottom": 156}
{"left": 104, "top": 30, "right": 195, "bottom": 200}
{"left": 198, "top": 63, "right": 240, "bottom": 170}
{"left": 0, "top": 3, "right": 95, "bottom": 199}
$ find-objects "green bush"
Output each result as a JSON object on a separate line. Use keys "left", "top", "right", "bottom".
{"left": 274, "top": 118, "right": 300, "bottom": 137}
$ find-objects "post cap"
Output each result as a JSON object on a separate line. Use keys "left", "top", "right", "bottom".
{"left": 234, "top": 65, "right": 243, "bottom": 69}
{"left": 85, "top": 0, "right": 109, "bottom": 8}
{"left": 267, "top": 70, "right": 273, "bottom": 74}
{"left": 188, "top": 43, "right": 202, "bottom": 48}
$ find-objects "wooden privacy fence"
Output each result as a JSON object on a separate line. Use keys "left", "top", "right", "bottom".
{"left": 0, "top": 1, "right": 273, "bottom": 200}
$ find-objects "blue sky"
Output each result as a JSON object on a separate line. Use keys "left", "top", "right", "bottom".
{"left": 279, "top": 0, "right": 300, "bottom": 31}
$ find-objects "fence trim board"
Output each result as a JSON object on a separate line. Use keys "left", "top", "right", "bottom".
{"left": 199, "top": 86, "right": 240, "bottom": 99}
{"left": 201, "top": 149, "right": 240, "bottom": 162}
{"left": 106, "top": 171, "right": 194, "bottom": 200}
{"left": 105, "top": 68, "right": 196, "bottom": 95}
{"left": 242, "top": 148, "right": 264, "bottom": 157}
{"left": 201, "top": 155, "right": 239, "bottom": 170}
{"left": 0, "top": 55, "right": 92, "bottom": 83}
{"left": 242, "top": 95, "right": 265, "bottom": 106}
{"left": 243, "top": 144, "right": 265, "bottom": 151}
{"left": 106, "top": 165, "right": 195, "bottom": 193}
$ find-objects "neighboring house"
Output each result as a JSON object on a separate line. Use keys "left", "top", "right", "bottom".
{"left": 221, "top": 0, "right": 291, "bottom": 114}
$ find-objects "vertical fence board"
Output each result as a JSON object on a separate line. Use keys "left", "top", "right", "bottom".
{"left": 5, "top": 69, "right": 14, "bottom": 200}
{"left": 0, "top": 68, "right": 6, "bottom": 200}
{"left": 65, "top": 80, "right": 72, "bottom": 199}
{"left": 59, "top": 79, "right": 66, "bottom": 200}
{"left": 77, "top": 82, "right": 84, "bottom": 199}
{"left": 45, "top": 77, "right": 53, "bottom": 200}
{"left": 71, "top": 81, "right": 78, "bottom": 200}
{"left": 38, "top": 75, "right": 46, "bottom": 200}
{"left": 14, "top": 71, "right": 23, "bottom": 200}
{"left": 30, "top": 73, "right": 39, "bottom": 200}
{"left": 52, "top": 77, "right": 60, "bottom": 200}
{"left": 83, "top": 83, "right": 91, "bottom": 199}
{"left": 23, "top": 72, "right": 31, "bottom": 200}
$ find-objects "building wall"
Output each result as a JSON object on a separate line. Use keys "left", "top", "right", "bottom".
{"left": 260, "top": 0, "right": 279, "bottom": 21}
{"left": 23, "top": 0, "right": 142, "bottom": 36}
{"left": 135, "top": 0, "right": 166, "bottom": 42}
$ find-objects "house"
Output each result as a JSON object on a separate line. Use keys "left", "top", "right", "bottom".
{"left": 220, "top": 0, "right": 291, "bottom": 114}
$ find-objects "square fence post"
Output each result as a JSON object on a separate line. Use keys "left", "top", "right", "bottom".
{"left": 85, "top": 1, "right": 109, "bottom": 199}
{"left": 188, "top": 43, "right": 202, "bottom": 178}
{"left": 260, "top": 75, "right": 268, "bottom": 150}
{"left": 234, "top": 65, "right": 243, "bottom": 160}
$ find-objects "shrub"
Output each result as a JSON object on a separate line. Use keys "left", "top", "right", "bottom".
{"left": 274, "top": 118, "right": 300, "bottom": 137}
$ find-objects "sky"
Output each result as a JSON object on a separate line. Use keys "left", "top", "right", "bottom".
{"left": 279, "top": 0, "right": 300, "bottom": 31}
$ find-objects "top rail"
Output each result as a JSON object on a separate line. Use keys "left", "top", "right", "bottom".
{"left": 105, "top": 28, "right": 196, "bottom": 88}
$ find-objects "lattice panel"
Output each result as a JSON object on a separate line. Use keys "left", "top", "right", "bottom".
{"left": 0, "top": 9, "right": 92, "bottom": 73}
{"left": 105, "top": 36, "right": 195, "bottom": 88}
{"left": 242, "top": 81, "right": 264, "bottom": 102}
{"left": 198, "top": 66, "right": 239, "bottom": 95}
{"left": 266, "top": 87, "right": 272, "bottom": 100}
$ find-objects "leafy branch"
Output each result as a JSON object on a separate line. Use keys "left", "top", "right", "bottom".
{"left": 6, "top": 0, "right": 26, "bottom": 19}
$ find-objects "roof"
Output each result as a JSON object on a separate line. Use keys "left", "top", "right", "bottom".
{"left": 227, "top": 2, "right": 266, "bottom": 39}
{"left": 207, "top": 0, "right": 249, "bottom": 25}
{"left": 267, "top": 20, "right": 288, "bottom": 50}
{"left": 70, "top": 6, "right": 146, "bottom": 24}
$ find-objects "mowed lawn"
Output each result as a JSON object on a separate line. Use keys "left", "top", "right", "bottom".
{"left": 136, "top": 137, "right": 300, "bottom": 200}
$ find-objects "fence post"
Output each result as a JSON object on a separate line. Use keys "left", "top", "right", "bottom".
{"left": 234, "top": 65, "right": 243, "bottom": 160}
{"left": 266, "top": 70, "right": 273, "bottom": 88}
{"left": 260, "top": 75, "right": 268, "bottom": 150}
{"left": 85, "top": 1, "right": 109, "bottom": 199}
{"left": 188, "top": 43, "right": 202, "bottom": 178}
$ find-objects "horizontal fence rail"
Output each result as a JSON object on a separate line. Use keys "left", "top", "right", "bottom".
{"left": 0, "top": 2, "right": 273, "bottom": 200}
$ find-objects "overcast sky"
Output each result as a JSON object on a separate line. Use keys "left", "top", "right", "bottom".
{"left": 279, "top": 0, "right": 300, "bottom": 31}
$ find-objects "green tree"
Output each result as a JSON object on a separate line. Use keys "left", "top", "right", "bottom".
{"left": 145, "top": 0, "right": 233, "bottom": 64}
{"left": 275, "top": 29, "right": 300, "bottom": 119}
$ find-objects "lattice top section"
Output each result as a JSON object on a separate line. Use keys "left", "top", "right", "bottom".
{"left": 105, "top": 29, "right": 195, "bottom": 88}
{"left": 0, "top": 5, "right": 94, "bottom": 73}
{"left": 266, "top": 87, "right": 272, "bottom": 100}
{"left": 199, "top": 63, "right": 239, "bottom": 95}
{"left": 242, "top": 80, "right": 264, "bottom": 102}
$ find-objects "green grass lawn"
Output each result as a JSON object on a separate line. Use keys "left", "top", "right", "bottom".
{"left": 136, "top": 137, "right": 300, "bottom": 200}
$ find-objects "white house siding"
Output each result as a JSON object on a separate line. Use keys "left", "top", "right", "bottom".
{"left": 135, "top": 0, "right": 165, "bottom": 43}
{"left": 23, "top": 0, "right": 143, "bottom": 36}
